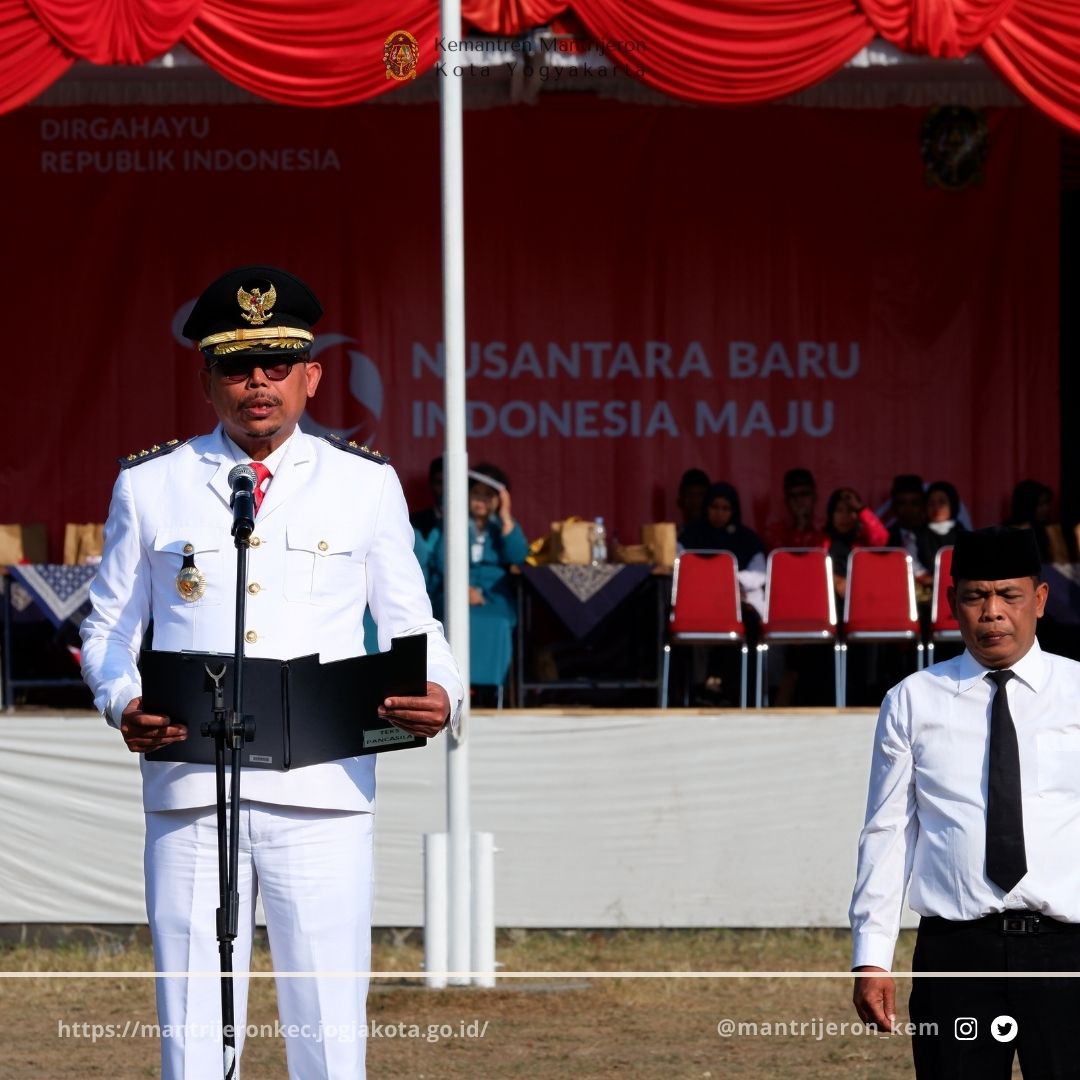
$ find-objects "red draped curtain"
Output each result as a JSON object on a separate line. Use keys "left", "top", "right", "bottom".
{"left": 2, "top": 0, "right": 1080, "bottom": 133}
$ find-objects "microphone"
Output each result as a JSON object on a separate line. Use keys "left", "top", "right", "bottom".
{"left": 228, "top": 463, "right": 258, "bottom": 541}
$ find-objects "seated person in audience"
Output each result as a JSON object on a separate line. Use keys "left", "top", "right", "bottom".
{"left": 676, "top": 468, "right": 710, "bottom": 541}
{"left": 914, "top": 479, "right": 966, "bottom": 585}
{"left": 823, "top": 487, "right": 889, "bottom": 598}
{"left": 884, "top": 473, "right": 929, "bottom": 577}
{"left": 1005, "top": 478, "right": 1066, "bottom": 563}
{"left": 764, "top": 467, "right": 826, "bottom": 550}
{"left": 680, "top": 481, "right": 766, "bottom": 704}
{"left": 419, "top": 463, "right": 528, "bottom": 702}
{"left": 410, "top": 454, "right": 444, "bottom": 540}
{"left": 681, "top": 481, "right": 767, "bottom": 618}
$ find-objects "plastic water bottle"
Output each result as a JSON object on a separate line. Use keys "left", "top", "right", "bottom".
{"left": 591, "top": 517, "right": 608, "bottom": 565}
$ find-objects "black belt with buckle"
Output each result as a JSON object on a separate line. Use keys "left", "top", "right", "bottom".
{"left": 976, "top": 912, "right": 1080, "bottom": 934}
{"left": 1001, "top": 913, "right": 1042, "bottom": 934}
{"left": 924, "top": 913, "right": 1080, "bottom": 935}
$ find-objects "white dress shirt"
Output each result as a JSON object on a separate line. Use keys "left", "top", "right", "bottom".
{"left": 850, "top": 639, "right": 1080, "bottom": 970}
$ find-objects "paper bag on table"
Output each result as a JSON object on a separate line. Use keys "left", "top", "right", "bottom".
{"left": 641, "top": 522, "right": 677, "bottom": 569}
{"left": 0, "top": 525, "right": 24, "bottom": 566}
{"left": 548, "top": 517, "right": 593, "bottom": 565}
{"left": 612, "top": 543, "right": 650, "bottom": 564}
{"left": 63, "top": 523, "right": 105, "bottom": 566}
{"left": 0, "top": 523, "right": 47, "bottom": 566}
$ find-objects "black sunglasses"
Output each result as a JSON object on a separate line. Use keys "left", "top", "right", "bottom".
{"left": 208, "top": 357, "right": 304, "bottom": 384}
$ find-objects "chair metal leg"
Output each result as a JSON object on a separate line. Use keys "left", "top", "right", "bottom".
{"left": 835, "top": 643, "right": 846, "bottom": 709}
{"left": 926, "top": 640, "right": 935, "bottom": 666}
{"left": 916, "top": 641, "right": 925, "bottom": 672}
{"left": 739, "top": 644, "right": 748, "bottom": 709}
{"left": 843, "top": 643, "right": 848, "bottom": 708}
{"left": 496, "top": 684, "right": 504, "bottom": 710}
{"left": 755, "top": 643, "right": 768, "bottom": 708}
{"left": 661, "top": 644, "right": 671, "bottom": 710}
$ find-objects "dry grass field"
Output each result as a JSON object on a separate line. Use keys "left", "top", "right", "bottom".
{"left": 0, "top": 927, "right": 987, "bottom": 1079}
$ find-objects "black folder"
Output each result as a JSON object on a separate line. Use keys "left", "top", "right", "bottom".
{"left": 142, "top": 635, "right": 428, "bottom": 770}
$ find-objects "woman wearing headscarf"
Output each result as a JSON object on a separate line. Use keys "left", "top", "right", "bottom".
{"left": 680, "top": 481, "right": 767, "bottom": 619}
{"left": 678, "top": 481, "right": 766, "bottom": 704}
{"left": 417, "top": 462, "right": 528, "bottom": 702}
{"left": 915, "top": 480, "right": 966, "bottom": 584}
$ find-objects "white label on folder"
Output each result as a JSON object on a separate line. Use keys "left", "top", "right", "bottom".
{"left": 364, "top": 726, "right": 415, "bottom": 748}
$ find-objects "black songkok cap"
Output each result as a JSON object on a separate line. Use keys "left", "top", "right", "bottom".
{"left": 890, "top": 474, "right": 925, "bottom": 497}
{"left": 783, "top": 467, "right": 815, "bottom": 492}
{"left": 951, "top": 526, "right": 1042, "bottom": 582}
{"left": 181, "top": 265, "right": 323, "bottom": 359}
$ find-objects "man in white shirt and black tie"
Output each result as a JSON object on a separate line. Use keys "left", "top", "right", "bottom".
{"left": 850, "top": 526, "right": 1080, "bottom": 1079}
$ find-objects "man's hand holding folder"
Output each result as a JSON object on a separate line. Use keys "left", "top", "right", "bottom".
{"left": 379, "top": 682, "right": 451, "bottom": 738}
{"left": 119, "top": 698, "right": 187, "bottom": 753}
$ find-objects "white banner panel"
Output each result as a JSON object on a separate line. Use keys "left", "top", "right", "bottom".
{"left": 0, "top": 710, "right": 915, "bottom": 929}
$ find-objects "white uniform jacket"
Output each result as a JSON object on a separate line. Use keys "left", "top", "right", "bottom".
{"left": 80, "top": 426, "right": 463, "bottom": 813}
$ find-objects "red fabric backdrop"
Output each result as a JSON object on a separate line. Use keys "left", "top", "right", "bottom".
{"left": 0, "top": 99, "right": 1058, "bottom": 555}
{"left": 2, "top": 2, "right": 1080, "bottom": 134}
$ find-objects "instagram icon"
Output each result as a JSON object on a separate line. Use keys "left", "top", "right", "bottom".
{"left": 954, "top": 1018, "right": 978, "bottom": 1040}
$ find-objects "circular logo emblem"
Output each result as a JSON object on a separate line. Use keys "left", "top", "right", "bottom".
{"left": 384, "top": 30, "right": 419, "bottom": 82}
{"left": 920, "top": 105, "right": 988, "bottom": 191}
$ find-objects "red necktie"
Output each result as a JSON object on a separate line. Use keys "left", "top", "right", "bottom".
{"left": 249, "top": 461, "right": 272, "bottom": 515}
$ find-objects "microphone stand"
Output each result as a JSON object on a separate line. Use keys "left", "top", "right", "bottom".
{"left": 203, "top": 493, "right": 256, "bottom": 1080}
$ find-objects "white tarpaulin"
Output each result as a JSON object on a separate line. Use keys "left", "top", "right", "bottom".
{"left": 0, "top": 710, "right": 915, "bottom": 928}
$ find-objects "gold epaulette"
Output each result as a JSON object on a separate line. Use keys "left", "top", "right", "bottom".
{"left": 323, "top": 433, "right": 390, "bottom": 464}
{"left": 118, "top": 437, "right": 191, "bottom": 469}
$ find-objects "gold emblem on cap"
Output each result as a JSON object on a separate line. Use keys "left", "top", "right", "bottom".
{"left": 176, "top": 565, "right": 206, "bottom": 602}
{"left": 237, "top": 282, "right": 277, "bottom": 326}
{"left": 384, "top": 30, "right": 419, "bottom": 81}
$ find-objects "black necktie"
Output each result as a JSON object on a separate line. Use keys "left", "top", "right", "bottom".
{"left": 985, "top": 670, "right": 1027, "bottom": 893}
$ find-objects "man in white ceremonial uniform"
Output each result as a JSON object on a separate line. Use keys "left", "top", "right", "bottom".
{"left": 850, "top": 526, "right": 1080, "bottom": 1079}
{"left": 81, "top": 265, "right": 462, "bottom": 1080}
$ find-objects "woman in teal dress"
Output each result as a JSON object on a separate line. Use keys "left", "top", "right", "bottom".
{"left": 416, "top": 463, "right": 528, "bottom": 697}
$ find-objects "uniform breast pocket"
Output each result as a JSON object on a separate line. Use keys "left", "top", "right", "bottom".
{"left": 152, "top": 528, "right": 224, "bottom": 607}
{"left": 284, "top": 525, "right": 365, "bottom": 605}
{"left": 1036, "top": 732, "right": 1080, "bottom": 799}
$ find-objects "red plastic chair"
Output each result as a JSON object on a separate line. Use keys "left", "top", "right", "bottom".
{"left": 756, "top": 548, "right": 841, "bottom": 707}
{"left": 842, "top": 548, "right": 922, "bottom": 700}
{"left": 926, "top": 545, "right": 961, "bottom": 663}
{"left": 661, "top": 550, "right": 747, "bottom": 708}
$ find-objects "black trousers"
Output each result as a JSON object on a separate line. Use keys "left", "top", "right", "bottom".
{"left": 909, "top": 914, "right": 1080, "bottom": 1079}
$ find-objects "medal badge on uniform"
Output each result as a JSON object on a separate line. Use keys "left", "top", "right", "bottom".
{"left": 176, "top": 548, "right": 206, "bottom": 602}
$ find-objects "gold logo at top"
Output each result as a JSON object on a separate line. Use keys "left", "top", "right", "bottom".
{"left": 384, "top": 30, "right": 419, "bottom": 81}
{"left": 237, "top": 282, "right": 277, "bottom": 325}
{"left": 920, "top": 106, "right": 988, "bottom": 191}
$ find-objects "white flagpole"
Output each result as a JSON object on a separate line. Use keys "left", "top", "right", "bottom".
{"left": 439, "top": 0, "right": 472, "bottom": 987}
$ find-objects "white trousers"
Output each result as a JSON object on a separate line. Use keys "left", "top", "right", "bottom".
{"left": 145, "top": 800, "right": 373, "bottom": 1080}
